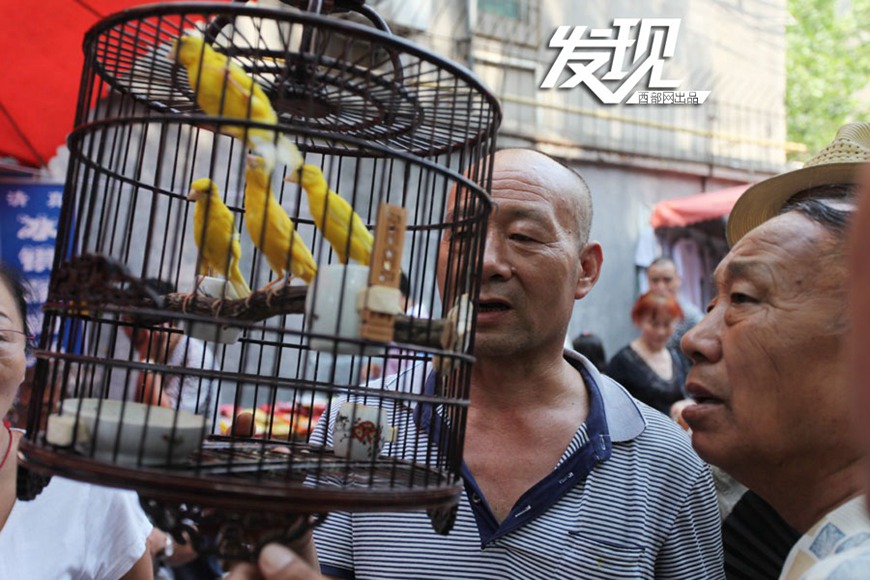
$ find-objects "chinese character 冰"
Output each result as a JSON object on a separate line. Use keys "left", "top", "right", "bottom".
{"left": 17, "top": 214, "right": 57, "bottom": 242}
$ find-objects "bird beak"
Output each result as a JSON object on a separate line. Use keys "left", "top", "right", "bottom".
{"left": 187, "top": 189, "right": 199, "bottom": 201}
{"left": 168, "top": 39, "right": 178, "bottom": 62}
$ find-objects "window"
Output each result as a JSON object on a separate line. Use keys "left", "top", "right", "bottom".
{"left": 475, "top": 0, "right": 538, "bottom": 45}
{"left": 479, "top": 0, "right": 521, "bottom": 20}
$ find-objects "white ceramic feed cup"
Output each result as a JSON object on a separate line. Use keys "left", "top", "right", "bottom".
{"left": 332, "top": 401, "right": 396, "bottom": 461}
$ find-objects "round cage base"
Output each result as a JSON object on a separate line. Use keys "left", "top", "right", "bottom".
{"left": 144, "top": 499, "right": 325, "bottom": 562}
{"left": 21, "top": 438, "right": 461, "bottom": 559}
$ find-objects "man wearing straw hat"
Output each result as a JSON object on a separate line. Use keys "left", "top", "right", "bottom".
{"left": 679, "top": 122, "right": 870, "bottom": 579}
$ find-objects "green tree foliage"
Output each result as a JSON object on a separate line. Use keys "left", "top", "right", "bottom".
{"left": 787, "top": 0, "right": 870, "bottom": 161}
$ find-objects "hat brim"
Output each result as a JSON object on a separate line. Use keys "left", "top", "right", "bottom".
{"left": 726, "top": 162, "right": 862, "bottom": 246}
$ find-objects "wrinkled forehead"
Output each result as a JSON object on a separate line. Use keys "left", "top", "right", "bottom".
{"left": 443, "top": 183, "right": 489, "bottom": 224}
{"left": 716, "top": 211, "right": 837, "bottom": 282}
{"left": 445, "top": 150, "right": 586, "bottom": 232}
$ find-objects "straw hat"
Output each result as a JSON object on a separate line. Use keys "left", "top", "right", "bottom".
{"left": 726, "top": 122, "right": 870, "bottom": 246}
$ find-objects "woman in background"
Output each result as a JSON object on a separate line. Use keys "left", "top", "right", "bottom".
{"left": 124, "top": 279, "right": 216, "bottom": 420}
{"left": 606, "top": 291, "right": 688, "bottom": 415}
{"left": 0, "top": 262, "right": 153, "bottom": 578}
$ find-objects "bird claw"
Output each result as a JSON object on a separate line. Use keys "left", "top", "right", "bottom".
{"left": 259, "top": 276, "right": 292, "bottom": 308}
{"left": 180, "top": 292, "right": 198, "bottom": 313}
{"left": 260, "top": 275, "right": 289, "bottom": 292}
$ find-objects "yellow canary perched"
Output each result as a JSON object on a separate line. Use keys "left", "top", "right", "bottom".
{"left": 188, "top": 178, "right": 252, "bottom": 299}
{"left": 244, "top": 156, "right": 317, "bottom": 284}
{"left": 168, "top": 35, "right": 303, "bottom": 173}
{"left": 285, "top": 164, "right": 373, "bottom": 265}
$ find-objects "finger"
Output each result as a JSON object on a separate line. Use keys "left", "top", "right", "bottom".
{"left": 225, "top": 561, "right": 262, "bottom": 580}
{"left": 259, "top": 543, "right": 321, "bottom": 579}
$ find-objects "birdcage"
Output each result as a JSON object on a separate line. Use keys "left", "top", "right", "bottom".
{"left": 19, "top": 0, "right": 500, "bottom": 560}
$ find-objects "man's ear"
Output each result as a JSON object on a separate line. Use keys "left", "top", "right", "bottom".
{"left": 575, "top": 241, "right": 603, "bottom": 300}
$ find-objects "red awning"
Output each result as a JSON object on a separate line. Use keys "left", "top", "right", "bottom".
{"left": 650, "top": 184, "right": 751, "bottom": 229}
{"left": 0, "top": 0, "right": 230, "bottom": 168}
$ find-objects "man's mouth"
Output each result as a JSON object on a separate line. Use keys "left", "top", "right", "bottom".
{"left": 690, "top": 395, "right": 721, "bottom": 405}
{"left": 478, "top": 301, "right": 510, "bottom": 313}
{"left": 685, "top": 382, "right": 723, "bottom": 405}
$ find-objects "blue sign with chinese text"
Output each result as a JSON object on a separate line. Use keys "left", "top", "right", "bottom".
{"left": 0, "top": 180, "right": 64, "bottom": 346}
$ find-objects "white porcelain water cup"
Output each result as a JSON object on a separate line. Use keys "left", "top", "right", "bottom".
{"left": 332, "top": 401, "right": 396, "bottom": 461}
{"left": 306, "top": 264, "right": 382, "bottom": 354}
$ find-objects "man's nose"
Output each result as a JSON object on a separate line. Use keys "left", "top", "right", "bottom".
{"left": 682, "top": 309, "right": 721, "bottom": 365}
{"left": 481, "top": 232, "right": 513, "bottom": 281}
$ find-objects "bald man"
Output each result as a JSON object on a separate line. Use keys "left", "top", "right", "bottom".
{"left": 245, "top": 149, "right": 724, "bottom": 579}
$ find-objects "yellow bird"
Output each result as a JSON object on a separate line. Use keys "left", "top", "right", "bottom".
{"left": 188, "top": 178, "right": 252, "bottom": 299}
{"left": 285, "top": 164, "right": 373, "bottom": 265}
{"left": 168, "top": 35, "right": 303, "bottom": 173}
{"left": 244, "top": 156, "right": 317, "bottom": 284}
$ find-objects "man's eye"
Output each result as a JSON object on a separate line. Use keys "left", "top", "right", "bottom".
{"left": 730, "top": 292, "right": 754, "bottom": 304}
{"left": 448, "top": 227, "right": 474, "bottom": 241}
{"left": 509, "top": 233, "right": 535, "bottom": 242}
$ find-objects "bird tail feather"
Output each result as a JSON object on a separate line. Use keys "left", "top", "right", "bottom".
{"left": 249, "top": 133, "right": 303, "bottom": 174}
{"left": 277, "top": 135, "right": 303, "bottom": 173}
{"left": 230, "top": 267, "right": 252, "bottom": 298}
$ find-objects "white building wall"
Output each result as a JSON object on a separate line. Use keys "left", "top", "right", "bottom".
{"left": 371, "top": 0, "right": 789, "bottom": 355}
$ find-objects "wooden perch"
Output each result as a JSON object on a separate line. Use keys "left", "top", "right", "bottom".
{"left": 48, "top": 255, "right": 452, "bottom": 351}
{"left": 163, "top": 285, "right": 308, "bottom": 321}
{"left": 161, "top": 285, "right": 446, "bottom": 350}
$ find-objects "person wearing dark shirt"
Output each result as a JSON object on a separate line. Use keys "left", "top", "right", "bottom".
{"left": 606, "top": 291, "right": 687, "bottom": 415}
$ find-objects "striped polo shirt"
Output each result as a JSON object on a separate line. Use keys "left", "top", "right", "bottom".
{"left": 311, "top": 351, "right": 724, "bottom": 579}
